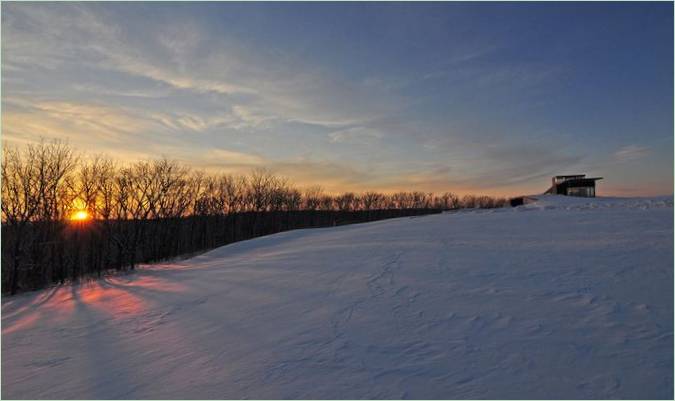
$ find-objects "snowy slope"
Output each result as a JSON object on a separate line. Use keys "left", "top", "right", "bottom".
{"left": 2, "top": 196, "right": 673, "bottom": 399}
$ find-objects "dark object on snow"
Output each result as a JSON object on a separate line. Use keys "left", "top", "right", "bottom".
{"left": 544, "top": 174, "right": 602, "bottom": 197}
{"left": 509, "top": 196, "right": 538, "bottom": 207}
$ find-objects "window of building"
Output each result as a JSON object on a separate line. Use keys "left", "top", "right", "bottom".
{"left": 567, "top": 187, "right": 594, "bottom": 197}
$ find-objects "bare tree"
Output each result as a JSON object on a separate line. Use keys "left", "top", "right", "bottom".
{"left": 303, "top": 186, "right": 323, "bottom": 211}
{"left": 335, "top": 192, "right": 357, "bottom": 212}
{"left": 2, "top": 145, "right": 40, "bottom": 294}
{"left": 2, "top": 140, "right": 76, "bottom": 293}
{"left": 362, "top": 192, "right": 384, "bottom": 211}
{"left": 247, "top": 168, "right": 277, "bottom": 212}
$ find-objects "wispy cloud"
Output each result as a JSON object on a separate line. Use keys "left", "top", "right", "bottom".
{"left": 73, "top": 83, "right": 170, "bottom": 99}
{"left": 203, "top": 148, "right": 265, "bottom": 167}
{"left": 613, "top": 145, "right": 650, "bottom": 162}
{"left": 328, "top": 127, "right": 384, "bottom": 145}
{"left": 2, "top": 3, "right": 391, "bottom": 128}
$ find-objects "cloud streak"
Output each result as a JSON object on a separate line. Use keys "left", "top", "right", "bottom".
{"left": 613, "top": 145, "right": 650, "bottom": 162}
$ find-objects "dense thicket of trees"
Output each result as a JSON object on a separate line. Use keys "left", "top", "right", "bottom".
{"left": 2, "top": 141, "right": 507, "bottom": 294}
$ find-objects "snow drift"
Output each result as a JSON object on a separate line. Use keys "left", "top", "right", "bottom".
{"left": 2, "top": 195, "right": 673, "bottom": 399}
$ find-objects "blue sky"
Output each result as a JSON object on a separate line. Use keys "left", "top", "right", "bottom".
{"left": 2, "top": 2, "right": 672, "bottom": 196}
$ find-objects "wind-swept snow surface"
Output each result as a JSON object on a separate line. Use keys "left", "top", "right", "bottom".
{"left": 3, "top": 196, "right": 673, "bottom": 399}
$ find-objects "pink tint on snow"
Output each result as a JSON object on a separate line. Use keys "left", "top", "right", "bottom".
{"left": 2, "top": 272, "right": 188, "bottom": 335}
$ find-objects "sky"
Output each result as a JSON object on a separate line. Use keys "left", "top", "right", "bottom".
{"left": 2, "top": 2, "right": 673, "bottom": 196}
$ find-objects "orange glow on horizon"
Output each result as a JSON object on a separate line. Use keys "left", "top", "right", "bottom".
{"left": 70, "top": 210, "right": 91, "bottom": 222}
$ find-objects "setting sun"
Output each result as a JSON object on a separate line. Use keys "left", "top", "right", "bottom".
{"left": 70, "top": 210, "right": 90, "bottom": 222}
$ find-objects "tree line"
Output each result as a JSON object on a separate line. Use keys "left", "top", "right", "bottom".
{"left": 2, "top": 140, "right": 508, "bottom": 294}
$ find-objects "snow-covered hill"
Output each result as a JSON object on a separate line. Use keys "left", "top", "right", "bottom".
{"left": 2, "top": 196, "right": 673, "bottom": 399}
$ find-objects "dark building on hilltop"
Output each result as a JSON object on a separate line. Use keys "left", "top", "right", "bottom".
{"left": 510, "top": 174, "right": 603, "bottom": 206}
{"left": 544, "top": 174, "right": 602, "bottom": 197}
